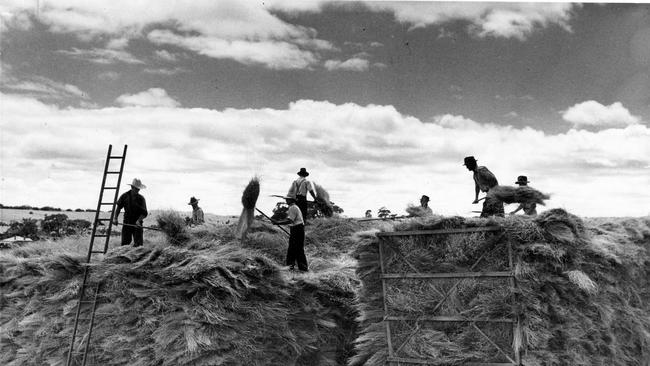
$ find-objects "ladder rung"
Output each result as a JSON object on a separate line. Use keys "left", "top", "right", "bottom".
{"left": 99, "top": 203, "right": 114, "bottom": 205}
{"left": 103, "top": 187, "right": 118, "bottom": 190}
{"left": 106, "top": 171, "right": 121, "bottom": 174}
{"left": 108, "top": 156, "right": 124, "bottom": 159}
{"left": 93, "top": 234, "right": 108, "bottom": 237}
{"left": 97, "top": 218, "right": 112, "bottom": 221}
{"left": 91, "top": 251, "right": 105, "bottom": 254}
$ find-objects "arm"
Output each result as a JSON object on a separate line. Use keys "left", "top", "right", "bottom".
{"left": 136, "top": 196, "right": 148, "bottom": 226}
{"left": 113, "top": 195, "right": 124, "bottom": 224}
{"left": 473, "top": 183, "right": 480, "bottom": 204}
{"left": 308, "top": 181, "right": 317, "bottom": 200}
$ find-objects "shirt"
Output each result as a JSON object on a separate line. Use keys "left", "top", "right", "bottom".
{"left": 287, "top": 203, "right": 304, "bottom": 226}
{"left": 191, "top": 207, "right": 205, "bottom": 224}
{"left": 116, "top": 190, "right": 148, "bottom": 224}
{"left": 287, "top": 177, "right": 317, "bottom": 198}
{"left": 473, "top": 166, "right": 498, "bottom": 192}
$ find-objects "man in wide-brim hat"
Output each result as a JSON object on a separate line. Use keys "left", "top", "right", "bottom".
{"left": 273, "top": 196, "right": 308, "bottom": 272}
{"left": 188, "top": 196, "right": 205, "bottom": 225}
{"left": 420, "top": 195, "right": 433, "bottom": 216}
{"left": 510, "top": 175, "right": 537, "bottom": 216}
{"left": 463, "top": 156, "right": 504, "bottom": 218}
{"left": 113, "top": 178, "right": 148, "bottom": 246}
{"left": 287, "top": 167, "right": 317, "bottom": 224}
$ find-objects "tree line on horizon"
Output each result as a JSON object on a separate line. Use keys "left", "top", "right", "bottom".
{"left": 0, "top": 203, "right": 96, "bottom": 212}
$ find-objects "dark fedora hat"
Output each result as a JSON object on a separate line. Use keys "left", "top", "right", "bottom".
{"left": 188, "top": 196, "right": 200, "bottom": 205}
{"left": 297, "top": 168, "right": 309, "bottom": 176}
{"left": 463, "top": 156, "right": 477, "bottom": 166}
{"left": 421, "top": 195, "right": 430, "bottom": 201}
{"left": 515, "top": 176, "right": 530, "bottom": 185}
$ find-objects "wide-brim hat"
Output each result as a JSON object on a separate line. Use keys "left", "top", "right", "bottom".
{"left": 128, "top": 178, "right": 146, "bottom": 190}
{"left": 515, "top": 175, "right": 530, "bottom": 185}
{"left": 463, "top": 156, "right": 477, "bottom": 166}
{"left": 421, "top": 195, "right": 430, "bottom": 201}
{"left": 188, "top": 197, "right": 200, "bottom": 205}
{"left": 297, "top": 168, "right": 309, "bottom": 176}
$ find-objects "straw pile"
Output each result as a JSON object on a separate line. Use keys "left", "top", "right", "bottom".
{"left": 488, "top": 185, "right": 550, "bottom": 205}
{"left": 156, "top": 210, "right": 190, "bottom": 244}
{"left": 235, "top": 177, "right": 260, "bottom": 240}
{"left": 314, "top": 183, "right": 334, "bottom": 217}
{"left": 350, "top": 210, "right": 650, "bottom": 366}
{"left": 0, "top": 216, "right": 364, "bottom": 366}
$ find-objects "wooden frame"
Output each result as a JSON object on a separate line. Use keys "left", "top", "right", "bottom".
{"left": 377, "top": 226, "right": 522, "bottom": 366}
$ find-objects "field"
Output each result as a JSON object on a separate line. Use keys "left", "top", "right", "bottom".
{"left": 1, "top": 211, "right": 649, "bottom": 366}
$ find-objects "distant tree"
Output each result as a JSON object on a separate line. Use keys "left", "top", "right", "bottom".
{"left": 5, "top": 218, "right": 39, "bottom": 239}
{"left": 271, "top": 202, "right": 289, "bottom": 221}
{"left": 42, "top": 214, "right": 69, "bottom": 235}
{"left": 65, "top": 209, "right": 73, "bottom": 212}
{"left": 378, "top": 207, "right": 392, "bottom": 218}
{"left": 75, "top": 208, "right": 84, "bottom": 212}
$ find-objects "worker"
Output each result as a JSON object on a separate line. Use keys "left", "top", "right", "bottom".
{"left": 463, "top": 156, "right": 504, "bottom": 217}
{"left": 287, "top": 168, "right": 317, "bottom": 224}
{"left": 113, "top": 178, "right": 148, "bottom": 247}
{"left": 273, "top": 196, "right": 308, "bottom": 272}
{"left": 365, "top": 209, "right": 372, "bottom": 218}
{"left": 188, "top": 196, "right": 205, "bottom": 225}
{"left": 420, "top": 195, "right": 433, "bottom": 216}
{"left": 510, "top": 176, "right": 537, "bottom": 216}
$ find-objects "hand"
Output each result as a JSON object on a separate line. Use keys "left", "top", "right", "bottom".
{"left": 112, "top": 219, "right": 119, "bottom": 226}
{"left": 136, "top": 220, "right": 143, "bottom": 227}
{"left": 472, "top": 199, "right": 479, "bottom": 204}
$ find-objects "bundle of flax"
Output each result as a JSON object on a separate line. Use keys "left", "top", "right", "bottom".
{"left": 314, "top": 183, "right": 334, "bottom": 217}
{"left": 235, "top": 177, "right": 260, "bottom": 240}
{"left": 487, "top": 185, "right": 550, "bottom": 205}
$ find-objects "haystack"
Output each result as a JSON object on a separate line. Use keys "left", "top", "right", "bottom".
{"left": 488, "top": 185, "right": 550, "bottom": 205}
{"left": 235, "top": 177, "right": 260, "bottom": 240}
{"left": 350, "top": 209, "right": 650, "bottom": 366}
{"left": 312, "top": 183, "right": 334, "bottom": 217}
{"left": 0, "top": 216, "right": 366, "bottom": 366}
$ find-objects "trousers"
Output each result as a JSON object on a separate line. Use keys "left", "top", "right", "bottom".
{"left": 121, "top": 222, "right": 143, "bottom": 247}
{"left": 286, "top": 224, "right": 307, "bottom": 271}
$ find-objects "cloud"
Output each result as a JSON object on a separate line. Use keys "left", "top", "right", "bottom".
{"left": 1, "top": 0, "right": 333, "bottom": 70}
{"left": 148, "top": 30, "right": 318, "bottom": 70}
{"left": 2, "top": 93, "right": 649, "bottom": 217}
{"left": 142, "top": 67, "right": 189, "bottom": 76}
{"left": 365, "top": 3, "right": 577, "bottom": 40}
{"left": 154, "top": 50, "right": 179, "bottom": 63}
{"left": 97, "top": 71, "right": 120, "bottom": 81}
{"left": 324, "top": 57, "right": 370, "bottom": 71}
{"left": 57, "top": 47, "right": 144, "bottom": 64}
{"left": 115, "top": 88, "right": 180, "bottom": 107}
{"left": 562, "top": 101, "right": 641, "bottom": 128}
{"left": 0, "top": 72, "right": 88, "bottom": 102}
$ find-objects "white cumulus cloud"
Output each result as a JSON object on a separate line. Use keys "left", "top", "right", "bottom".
{"left": 562, "top": 101, "right": 641, "bottom": 128}
{"left": 115, "top": 88, "right": 180, "bottom": 107}
{"left": 324, "top": 58, "right": 370, "bottom": 71}
{"left": 1, "top": 93, "right": 649, "bottom": 217}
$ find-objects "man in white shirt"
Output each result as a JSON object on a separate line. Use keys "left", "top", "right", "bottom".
{"left": 287, "top": 168, "right": 317, "bottom": 224}
{"left": 273, "top": 196, "right": 308, "bottom": 272}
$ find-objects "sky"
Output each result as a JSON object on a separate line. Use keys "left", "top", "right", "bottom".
{"left": 1, "top": 1, "right": 649, "bottom": 218}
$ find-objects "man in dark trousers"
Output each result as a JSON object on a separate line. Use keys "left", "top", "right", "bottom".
{"left": 287, "top": 167, "right": 317, "bottom": 224}
{"left": 463, "top": 156, "right": 504, "bottom": 218}
{"left": 113, "top": 178, "right": 148, "bottom": 246}
{"left": 273, "top": 196, "right": 308, "bottom": 272}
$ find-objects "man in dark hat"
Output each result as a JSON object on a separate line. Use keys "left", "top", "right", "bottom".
{"left": 463, "top": 156, "right": 504, "bottom": 218}
{"left": 420, "top": 195, "right": 433, "bottom": 216}
{"left": 510, "top": 176, "right": 537, "bottom": 216}
{"left": 273, "top": 196, "right": 308, "bottom": 272}
{"left": 287, "top": 168, "right": 317, "bottom": 224}
{"left": 113, "top": 178, "right": 148, "bottom": 247}
{"left": 188, "top": 196, "right": 205, "bottom": 225}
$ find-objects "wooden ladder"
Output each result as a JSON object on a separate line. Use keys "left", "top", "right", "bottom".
{"left": 66, "top": 144, "right": 127, "bottom": 366}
